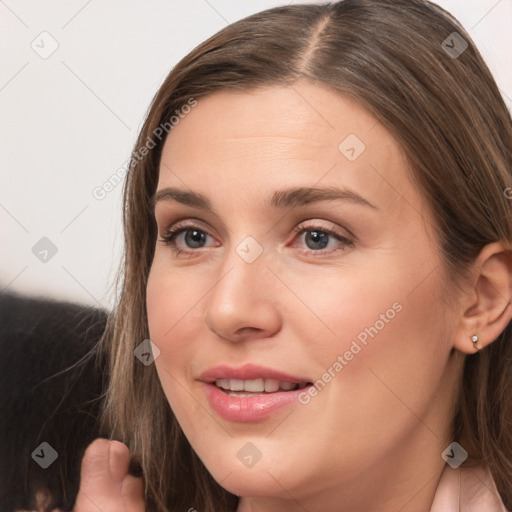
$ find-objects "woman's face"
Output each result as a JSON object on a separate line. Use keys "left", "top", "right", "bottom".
{"left": 146, "top": 82, "right": 463, "bottom": 508}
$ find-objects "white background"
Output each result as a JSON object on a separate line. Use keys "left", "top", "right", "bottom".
{"left": 1, "top": 0, "right": 511, "bottom": 309}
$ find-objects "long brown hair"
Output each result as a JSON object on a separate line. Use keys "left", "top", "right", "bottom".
{"left": 95, "top": 1, "right": 512, "bottom": 509}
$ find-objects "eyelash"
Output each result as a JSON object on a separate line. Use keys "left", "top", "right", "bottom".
{"left": 290, "top": 223, "right": 354, "bottom": 254}
{"left": 158, "top": 220, "right": 354, "bottom": 257}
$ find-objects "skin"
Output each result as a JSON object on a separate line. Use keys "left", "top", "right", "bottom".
{"left": 75, "top": 81, "right": 512, "bottom": 511}
{"left": 147, "top": 81, "right": 467, "bottom": 511}
{"left": 74, "top": 439, "right": 144, "bottom": 511}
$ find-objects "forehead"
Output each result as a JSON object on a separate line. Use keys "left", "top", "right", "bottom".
{"left": 157, "top": 82, "right": 421, "bottom": 218}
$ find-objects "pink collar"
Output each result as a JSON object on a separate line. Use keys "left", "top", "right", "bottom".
{"left": 430, "top": 464, "right": 508, "bottom": 511}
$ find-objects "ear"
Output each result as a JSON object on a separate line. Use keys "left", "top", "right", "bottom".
{"left": 454, "top": 242, "right": 512, "bottom": 354}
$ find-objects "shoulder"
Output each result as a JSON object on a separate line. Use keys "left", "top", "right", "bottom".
{"left": 431, "top": 463, "right": 508, "bottom": 512}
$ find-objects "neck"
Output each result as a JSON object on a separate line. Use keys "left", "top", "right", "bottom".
{"left": 236, "top": 438, "right": 447, "bottom": 512}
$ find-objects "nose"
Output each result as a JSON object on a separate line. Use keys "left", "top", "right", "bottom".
{"left": 204, "top": 247, "right": 282, "bottom": 343}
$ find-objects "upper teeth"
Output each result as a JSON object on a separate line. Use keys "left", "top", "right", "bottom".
{"left": 214, "top": 378, "right": 299, "bottom": 393}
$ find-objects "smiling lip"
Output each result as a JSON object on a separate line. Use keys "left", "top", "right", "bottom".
{"left": 199, "top": 363, "right": 310, "bottom": 384}
{"left": 198, "top": 364, "right": 312, "bottom": 422}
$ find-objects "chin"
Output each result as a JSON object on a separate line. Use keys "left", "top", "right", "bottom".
{"left": 218, "top": 471, "right": 274, "bottom": 497}
{"left": 198, "top": 441, "right": 307, "bottom": 499}
{"left": 213, "top": 465, "right": 293, "bottom": 500}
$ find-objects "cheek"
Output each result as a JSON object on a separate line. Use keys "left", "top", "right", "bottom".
{"left": 146, "top": 258, "right": 205, "bottom": 360}
{"left": 282, "top": 256, "right": 450, "bottom": 424}
{"left": 146, "top": 261, "right": 213, "bottom": 437}
{"left": 285, "top": 234, "right": 449, "bottom": 373}
{"left": 275, "top": 260, "right": 406, "bottom": 366}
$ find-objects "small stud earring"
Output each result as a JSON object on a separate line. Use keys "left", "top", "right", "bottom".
{"left": 471, "top": 335, "right": 478, "bottom": 344}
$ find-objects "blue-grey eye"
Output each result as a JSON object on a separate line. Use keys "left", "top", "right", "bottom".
{"left": 304, "top": 230, "right": 330, "bottom": 250}
{"left": 183, "top": 229, "right": 207, "bottom": 248}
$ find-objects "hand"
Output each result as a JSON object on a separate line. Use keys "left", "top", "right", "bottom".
{"left": 73, "top": 438, "right": 145, "bottom": 512}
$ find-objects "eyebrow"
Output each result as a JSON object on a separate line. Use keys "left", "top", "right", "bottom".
{"left": 152, "top": 185, "right": 378, "bottom": 212}
{"left": 269, "top": 186, "right": 377, "bottom": 210}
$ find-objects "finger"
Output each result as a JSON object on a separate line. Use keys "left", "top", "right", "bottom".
{"left": 107, "top": 439, "right": 131, "bottom": 481}
{"left": 120, "top": 474, "right": 146, "bottom": 507}
{"left": 75, "top": 438, "right": 145, "bottom": 512}
{"left": 75, "top": 438, "right": 128, "bottom": 508}
{"left": 107, "top": 440, "right": 145, "bottom": 506}
{"left": 80, "top": 438, "right": 127, "bottom": 487}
